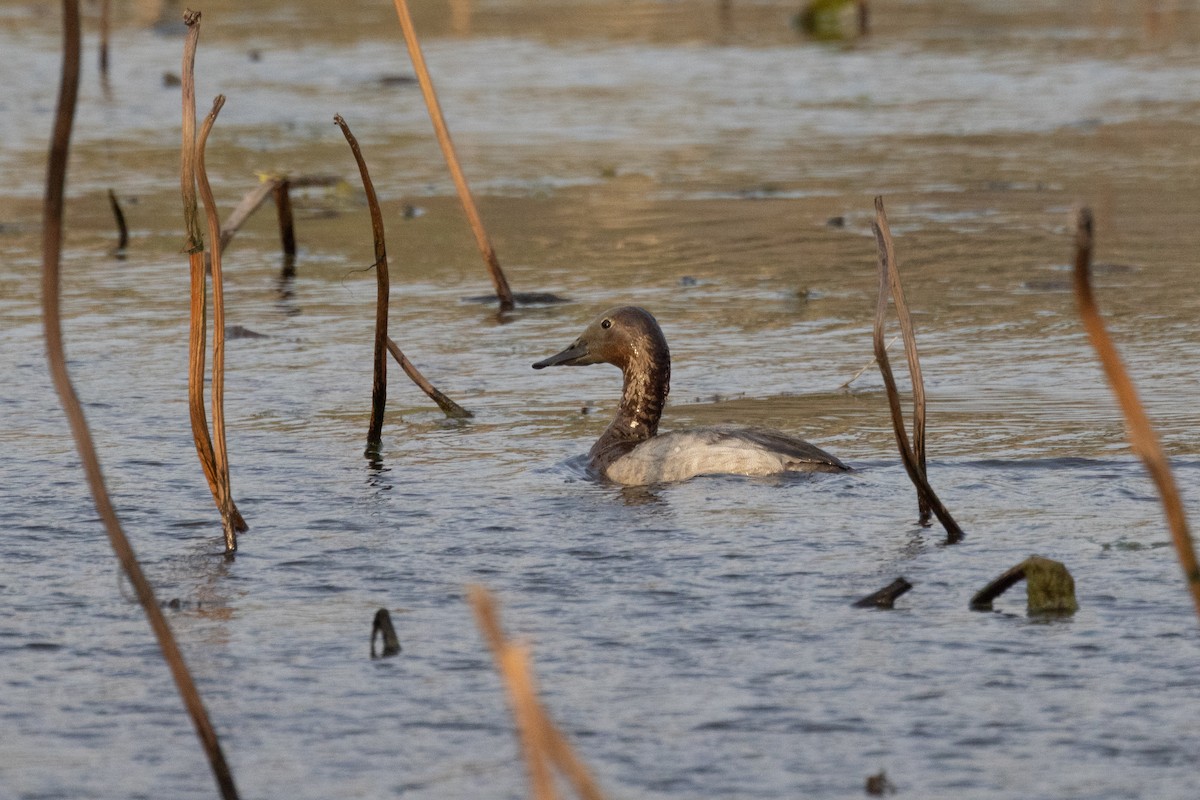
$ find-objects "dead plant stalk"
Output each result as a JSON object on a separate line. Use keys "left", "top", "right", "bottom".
{"left": 42, "top": 3, "right": 239, "bottom": 797}
{"left": 1072, "top": 207, "right": 1200, "bottom": 620}
{"left": 389, "top": 0, "right": 515, "bottom": 311}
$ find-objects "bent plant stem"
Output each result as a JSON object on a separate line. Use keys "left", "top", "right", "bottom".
{"left": 874, "top": 196, "right": 929, "bottom": 522}
{"left": 872, "top": 221, "right": 964, "bottom": 544}
{"left": 180, "top": 10, "right": 223, "bottom": 528}
{"left": 196, "top": 94, "right": 247, "bottom": 548}
{"left": 1072, "top": 207, "right": 1200, "bottom": 621}
{"left": 469, "top": 586, "right": 606, "bottom": 800}
{"left": 334, "top": 115, "right": 388, "bottom": 456}
{"left": 43, "top": 4, "right": 240, "bottom": 798}
{"left": 106, "top": 189, "right": 128, "bottom": 254}
{"left": 390, "top": 0, "right": 515, "bottom": 311}
{"left": 385, "top": 337, "right": 473, "bottom": 419}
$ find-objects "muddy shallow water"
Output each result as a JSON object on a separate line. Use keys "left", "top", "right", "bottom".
{"left": 4, "top": 1, "right": 1200, "bottom": 798}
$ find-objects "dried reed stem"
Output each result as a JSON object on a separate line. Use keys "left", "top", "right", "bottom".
{"left": 196, "top": 93, "right": 247, "bottom": 550}
{"left": 333, "top": 114, "right": 389, "bottom": 456}
{"left": 390, "top": 0, "right": 515, "bottom": 311}
{"left": 385, "top": 337, "right": 473, "bottom": 419}
{"left": 469, "top": 586, "right": 606, "bottom": 800}
{"left": 872, "top": 202, "right": 963, "bottom": 544}
{"left": 43, "top": 4, "right": 239, "bottom": 797}
{"left": 106, "top": 188, "right": 127, "bottom": 254}
{"left": 874, "top": 196, "right": 929, "bottom": 522}
{"left": 180, "top": 11, "right": 224, "bottom": 528}
{"left": 272, "top": 177, "right": 296, "bottom": 261}
{"left": 218, "top": 179, "right": 278, "bottom": 254}
{"left": 1072, "top": 207, "right": 1200, "bottom": 620}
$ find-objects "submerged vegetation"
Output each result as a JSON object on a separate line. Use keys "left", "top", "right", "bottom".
{"left": 22, "top": 1, "right": 1200, "bottom": 797}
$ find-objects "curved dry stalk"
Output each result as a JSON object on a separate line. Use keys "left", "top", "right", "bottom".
{"left": 333, "top": 114, "right": 389, "bottom": 456}
{"left": 196, "top": 93, "right": 247, "bottom": 550}
{"left": 385, "top": 337, "right": 473, "bottom": 419}
{"left": 872, "top": 217, "right": 964, "bottom": 544}
{"left": 1072, "top": 206, "right": 1200, "bottom": 621}
{"left": 180, "top": 11, "right": 223, "bottom": 526}
{"left": 469, "top": 586, "right": 606, "bottom": 800}
{"left": 106, "top": 188, "right": 127, "bottom": 254}
{"left": 43, "top": 4, "right": 239, "bottom": 797}
{"left": 874, "top": 196, "right": 928, "bottom": 521}
{"left": 389, "top": 0, "right": 515, "bottom": 312}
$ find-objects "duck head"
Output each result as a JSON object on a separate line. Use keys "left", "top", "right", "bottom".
{"left": 532, "top": 306, "right": 668, "bottom": 372}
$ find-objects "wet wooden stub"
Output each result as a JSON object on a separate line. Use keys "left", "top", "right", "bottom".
{"left": 334, "top": 115, "right": 389, "bottom": 458}
{"left": 385, "top": 337, "right": 473, "bottom": 419}
{"left": 106, "top": 188, "right": 127, "bottom": 256}
{"left": 469, "top": 586, "right": 607, "bottom": 800}
{"left": 872, "top": 197, "right": 964, "bottom": 544}
{"left": 852, "top": 577, "right": 913, "bottom": 609}
{"left": 272, "top": 177, "right": 296, "bottom": 266}
{"left": 1072, "top": 206, "right": 1200, "bottom": 622}
{"left": 970, "top": 556, "right": 1078, "bottom": 615}
{"left": 371, "top": 609, "right": 402, "bottom": 658}
{"left": 865, "top": 769, "right": 896, "bottom": 796}
{"left": 389, "top": 0, "right": 516, "bottom": 312}
{"left": 44, "top": 5, "right": 241, "bottom": 799}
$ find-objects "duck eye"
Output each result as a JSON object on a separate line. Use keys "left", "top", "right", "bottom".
{"left": 601, "top": 318, "right": 612, "bottom": 329}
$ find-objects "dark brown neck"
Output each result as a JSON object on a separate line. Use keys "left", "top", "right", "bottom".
{"left": 589, "top": 341, "right": 670, "bottom": 468}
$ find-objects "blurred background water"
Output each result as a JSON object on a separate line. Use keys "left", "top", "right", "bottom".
{"left": 3, "top": 1, "right": 1200, "bottom": 798}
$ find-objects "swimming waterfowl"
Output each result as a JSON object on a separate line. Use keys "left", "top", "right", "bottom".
{"left": 532, "top": 306, "right": 849, "bottom": 485}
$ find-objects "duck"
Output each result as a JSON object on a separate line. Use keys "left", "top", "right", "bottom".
{"left": 532, "top": 306, "right": 849, "bottom": 485}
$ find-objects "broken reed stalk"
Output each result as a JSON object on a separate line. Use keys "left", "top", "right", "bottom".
{"left": 180, "top": 10, "right": 225, "bottom": 536}
{"left": 106, "top": 188, "right": 127, "bottom": 254}
{"left": 333, "top": 114, "right": 389, "bottom": 456}
{"left": 42, "top": 4, "right": 240, "bottom": 798}
{"left": 468, "top": 586, "right": 606, "bottom": 800}
{"left": 874, "top": 196, "right": 929, "bottom": 522}
{"left": 196, "top": 93, "right": 247, "bottom": 550}
{"left": 872, "top": 201, "right": 964, "bottom": 544}
{"left": 218, "top": 179, "right": 278, "bottom": 254}
{"left": 272, "top": 177, "right": 297, "bottom": 263}
{"left": 389, "top": 0, "right": 516, "bottom": 312}
{"left": 385, "top": 337, "right": 473, "bottom": 419}
{"left": 1072, "top": 207, "right": 1200, "bottom": 621}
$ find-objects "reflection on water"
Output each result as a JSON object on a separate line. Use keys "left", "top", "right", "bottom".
{"left": 4, "top": 1, "right": 1200, "bottom": 798}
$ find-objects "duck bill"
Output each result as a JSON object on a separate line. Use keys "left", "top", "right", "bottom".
{"left": 532, "top": 340, "right": 590, "bottom": 369}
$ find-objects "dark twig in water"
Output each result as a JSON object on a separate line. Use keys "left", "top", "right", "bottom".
{"left": 272, "top": 177, "right": 296, "bottom": 266}
{"left": 1072, "top": 206, "right": 1200, "bottom": 621}
{"left": 106, "top": 188, "right": 127, "bottom": 255}
{"left": 874, "top": 196, "right": 929, "bottom": 522}
{"left": 43, "top": 4, "right": 239, "bottom": 798}
{"left": 333, "top": 114, "right": 389, "bottom": 457}
{"left": 970, "top": 556, "right": 1077, "bottom": 615}
{"left": 852, "top": 577, "right": 912, "bottom": 609}
{"left": 196, "top": 93, "right": 247, "bottom": 551}
{"left": 469, "top": 586, "right": 606, "bottom": 800}
{"left": 99, "top": 0, "right": 111, "bottom": 75}
{"left": 389, "top": 0, "right": 516, "bottom": 312}
{"left": 371, "top": 609, "right": 402, "bottom": 658}
{"left": 385, "top": 337, "right": 473, "bottom": 419}
{"left": 872, "top": 197, "right": 963, "bottom": 544}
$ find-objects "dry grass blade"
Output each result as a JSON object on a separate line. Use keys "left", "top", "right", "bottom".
{"left": 196, "top": 93, "right": 247, "bottom": 550}
{"left": 872, "top": 207, "right": 964, "bottom": 544}
{"left": 385, "top": 337, "right": 473, "bottom": 419}
{"left": 874, "top": 196, "right": 928, "bottom": 521}
{"left": 42, "top": 4, "right": 240, "bottom": 797}
{"left": 333, "top": 114, "right": 389, "bottom": 456}
{"left": 468, "top": 586, "right": 606, "bottom": 800}
{"left": 1072, "top": 206, "right": 1200, "bottom": 620}
{"left": 389, "top": 0, "right": 515, "bottom": 312}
